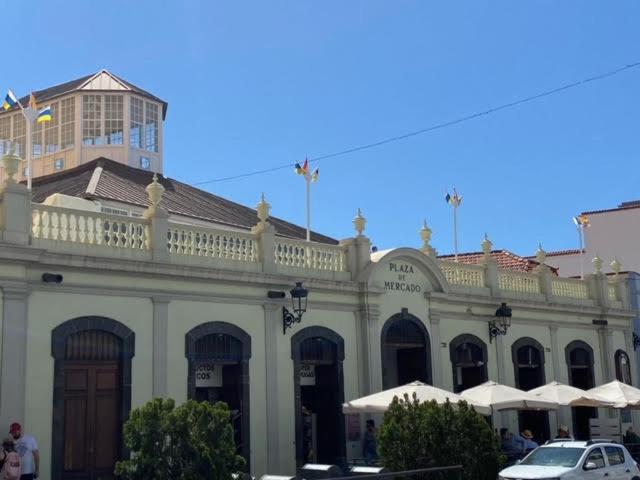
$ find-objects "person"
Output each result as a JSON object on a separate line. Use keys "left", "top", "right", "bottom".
{"left": 500, "top": 429, "right": 520, "bottom": 455}
{"left": 554, "top": 425, "right": 573, "bottom": 440}
{"left": 362, "top": 419, "right": 378, "bottom": 465}
{"left": 625, "top": 426, "right": 640, "bottom": 444}
{"left": 9, "top": 424, "right": 38, "bottom": 480}
{"left": 514, "top": 429, "right": 538, "bottom": 454}
{"left": 0, "top": 437, "right": 21, "bottom": 480}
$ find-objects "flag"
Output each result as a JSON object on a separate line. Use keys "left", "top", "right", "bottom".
{"left": 445, "top": 193, "right": 451, "bottom": 204}
{"left": 446, "top": 190, "right": 462, "bottom": 207}
{"left": 37, "top": 106, "right": 52, "bottom": 123}
{"left": 295, "top": 158, "right": 310, "bottom": 176}
{"left": 311, "top": 168, "right": 319, "bottom": 182}
{"left": 2, "top": 90, "right": 18, "bottom": 111}
{"left": 573, "top": 214, "right": 590, "bottom": 227}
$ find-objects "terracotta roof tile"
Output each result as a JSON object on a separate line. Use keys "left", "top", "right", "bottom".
{"left": 29, "top": 158, "right": 338, "bottom": 244}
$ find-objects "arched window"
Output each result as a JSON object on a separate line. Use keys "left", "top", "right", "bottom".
{"left": 185, "top": 322, "right": 251, "bottom": 467}
{"left": 615, "top": 350, "right": 632, "bottom": 385}
{"left": 565, "top": 340, "right": 596, "bottom": 440}
{"left": 381, "top": 310, "right": 432, "bottom": 389}
{"left": 450, "top": 334, "right": 488, "bottom": 393}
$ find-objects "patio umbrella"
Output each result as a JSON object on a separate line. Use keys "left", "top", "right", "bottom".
{"left": 587, "top": 381, "right": 640, "bottom": 409}
{"left": 342, "top": 381, "right": 492, "bottom": 415}
{"left": 460, "top": 381, "right": 559, "bottom": 411}
{"left": 529, "top": 381, "right": 614, "bottom": 407}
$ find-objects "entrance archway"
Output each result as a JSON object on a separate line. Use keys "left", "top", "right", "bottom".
{"left": 51, "top": 316, "right": 135, "bottom": 480}
{"left": 381, "top": 310, "right": 431, "bottom": 389}
{"left": 292, "top": 327, "right": 346, "bottom": 468}
{"left": 185, "top": 322, "right": 251, "bottom": 467}
{"left": 512, "top": 337, "right": 549, "bottom": 443}
{"left": 566, "top": 340, "right": 596, "bottom": 440}
{"left": 450, "top": 334, "right": 488, "bottom": 393}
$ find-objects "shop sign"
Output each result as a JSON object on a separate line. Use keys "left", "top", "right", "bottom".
{"left": 195, "top": 363, "right": 223, "bottom": 387}
{"left": 300, "top": 365, "right": 316, "bottom": 385}
{"left": 383, "top": 262, "right": 422, "bottom": 293}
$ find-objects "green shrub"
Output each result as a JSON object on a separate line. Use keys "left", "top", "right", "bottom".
{"left": 115, "top": 398, "right": 245, "bottom": 480}
{"left": 378, "top": 394, "right": 502, "bottom": 480}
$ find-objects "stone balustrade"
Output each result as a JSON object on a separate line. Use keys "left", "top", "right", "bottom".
{"left": 274, "top": 238, "right": 346, "bottom": 272}
{"left": 167, "top": 224, "right": 258, "bottom": 263}
{"left": 439, "top": 261, "right": 485, "bottom": 288}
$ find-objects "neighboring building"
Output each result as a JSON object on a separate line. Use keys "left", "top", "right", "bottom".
{"left": 0, "top": 155, "right": 635, "bottom": 480}
{"left": 439, "top": 249, "right": 559, "bottom": 274}
{"left": 0, "top": 70, "right": 166, "bottom": 182}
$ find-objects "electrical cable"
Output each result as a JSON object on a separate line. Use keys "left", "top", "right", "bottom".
{"left": 192, "top": 61, "right": 640, "bottom": 186}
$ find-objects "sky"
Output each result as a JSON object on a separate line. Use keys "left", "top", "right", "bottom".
{"left": 4, "top": 1, "right": 639, "bottom": 257}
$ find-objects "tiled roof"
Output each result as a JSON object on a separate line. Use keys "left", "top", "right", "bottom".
{"left": 1, "top": 70, "right": 167, "bottom": 119}
{"left": 29, "top": 158, "right": 338, "bottom": 245}
{"left": 539, "top": 248, "right": 583, "bottom": 257}
{"left": 438, "top": 249, "right": 558, "bottom": 274}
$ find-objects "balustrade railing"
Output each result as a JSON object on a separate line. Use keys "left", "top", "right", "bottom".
{"left": 608, "top": 284, "right": 618, "bottom": 302}
{"left": 274, "top": 238, "right": 346, "bottom": 272}
{"left": 439, "top": 261, "right": 485, "bottom": 288}
{"left": 498, "top": 271, "right": 540, "bottom": 294}
{"left": 167, "top": 225, "right": 258, "bottom": 262}
{"left": 31, "top": 204, "right": 149, "bottom": 250}
{"left": 551, "top": 277, "right": 589, "bottom": 299}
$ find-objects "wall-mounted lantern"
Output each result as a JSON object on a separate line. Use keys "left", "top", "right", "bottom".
{"left": 488, "top": 302, "right": 512, "bottom": 343}
{"left": 282, "top": 282, "right": 309, "bottom": 334}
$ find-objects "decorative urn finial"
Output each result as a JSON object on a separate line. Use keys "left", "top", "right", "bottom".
{"left": 592, "top": 255, "right": 603, "bottom": 274}
{"left": 610, "top": 258, "right": 621, "bottom": 277}
{"left": 256, "top": 193, "right": 271, "bottom": 223}
{"left": 535, "top": 242, "right": 547, "bottom": 265}
{"left": 145, "top": 173, "right": 165, "bottom": 208}
{"left": 353, "top": 208, "right": 366, "bottom": 236}
{"left": 481, "top": 233, "right": 492, "bottom": 258}
{"left": 1, "top": 150, "right": 22, "bottom": 184}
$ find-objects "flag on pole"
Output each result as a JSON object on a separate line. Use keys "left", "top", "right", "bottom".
{"left": 37, "top": 106, "right": 52, "bottom": 123}
{"left": 573, "top": 214, "right": 590, "bottom": 227}
{"left": 295, "top": 158, "right": 310, "bottom": 176}
{"left": 2, "top": 90, "right": 18, "bottom": 111}
{"left": 311, "top": 168, "right": 319, "bottom": 183}
{"left": 445, "top": 189, "right": 462, "bottom": 207}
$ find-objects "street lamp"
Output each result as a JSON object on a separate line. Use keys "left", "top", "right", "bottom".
{"left": 488, "top": 302, "right": 512, "bottom": 343}
{"left": 283, "top": 282, "right": 309, "bottom": 334}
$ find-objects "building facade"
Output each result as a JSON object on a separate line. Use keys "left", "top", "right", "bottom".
{"left": 0, "top": 152, "right": 636, "bottom": 479}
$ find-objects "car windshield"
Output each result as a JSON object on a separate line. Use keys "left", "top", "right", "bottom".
{"left": 520, "top": 447, "right": 585, "bottom": 467}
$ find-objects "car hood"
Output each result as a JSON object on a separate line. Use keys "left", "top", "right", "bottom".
{"left": 500, "top": 464, "right": 574, "bottom": 479}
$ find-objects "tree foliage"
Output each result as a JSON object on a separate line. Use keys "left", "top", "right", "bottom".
{"left": 378, "top": 394, "right": 502, "bottom": 480}
{"left": 115, "top": 398, "right": 245, "bottom": 480}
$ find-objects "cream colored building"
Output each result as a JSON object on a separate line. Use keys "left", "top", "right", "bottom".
{"left": 0, "top": 75, "right": 636, "bottom": 480}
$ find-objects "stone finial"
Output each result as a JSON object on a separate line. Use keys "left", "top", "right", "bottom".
{"left": 256, "top": 193, "right": 271, "bottom": 223}
{"left": 353, "top": 208, "right": 366, "bottom": 236}
{"left": 481, "top": 233, "right": 492, "bottom": 258}
{"left": 611, "top": 258, "right": 622, "bottom": 277}
{"left": 145, "top": 173, "right": 165, "bottom": 208}
{"left": 535, "top": 243, "right": 546, "bottom": 265}
{"left": 592, "top": 255, "right": 603, "bottom": 274}
{"left": 1, "top": 151, "right": 22, "bottom": 184}
{"left": 420, "top": 219, "right": 436, "bottom": 256}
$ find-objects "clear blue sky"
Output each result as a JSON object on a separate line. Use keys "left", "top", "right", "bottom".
{"left": 6, "top": 1, "right": 640, "bottom": 256}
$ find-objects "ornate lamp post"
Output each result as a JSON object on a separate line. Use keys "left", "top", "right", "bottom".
{"left": 282, "top": 282, "right": 309, "bottom": 334}
{"left": 488, "top": 302, "right": 512, "bottom": 343}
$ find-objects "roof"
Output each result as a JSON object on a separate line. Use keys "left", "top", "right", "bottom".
{"left": 2, "top": 70, "right": 167, "bottom": 119}
{"left": 438, "top": 249, "right": 558, "bottom": 274}
{"left": 29, "top": 158, "right": 338, "bottom": 245}
{"left": 530, "top": 248, "right": 583, "bottom": 258}
{"left": 581, "top": 200, "right": 640, "bottom": 216}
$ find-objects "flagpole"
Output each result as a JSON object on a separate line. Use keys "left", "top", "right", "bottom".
{"left": 305, "top": 174, "right": 311, "bottom": 242}
{"left": 25, "top": 118, "right": 33, "bottom": 190}
{"left": 453, "top": 203, "right": 459, "bottom": 262}
{"left": 578, "top": 224, "right": 585, "bottom": 279}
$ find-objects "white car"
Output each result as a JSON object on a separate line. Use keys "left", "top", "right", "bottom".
{"left": 499, "top": 440, "right": 640, "bottom": 480}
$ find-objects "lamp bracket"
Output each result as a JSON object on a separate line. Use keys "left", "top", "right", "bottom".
{"left": 283, "top": 307, "right": 302, "bottom": 335}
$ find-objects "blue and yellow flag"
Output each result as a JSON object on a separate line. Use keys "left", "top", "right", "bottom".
{"left": 2, "top": 90, "right": 18, "bottom": 111}
{"left": 37, "top": 106, "right": 52, "bottom": 123}
{"left": 445, "top": 190, "right": 462, "bottom": 207}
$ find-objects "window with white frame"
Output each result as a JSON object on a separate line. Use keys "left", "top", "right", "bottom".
{"left": 12, "top": 114, "right": 25, "bottom": 158}
{"left": 130, "top": 97, "right": 143, "bottom": 148}
{"left": 54, "top": 158, "right": 64, "bottom": 170}
{"left": 145, "top": 102, "right": 158, "bottom": 152}
{"left": 60, "top": 98, "right": 74, "bottom": 150}
{"left": 104, "top": 95, "right": 123, "bottom": 145}
{"left": 82, "top": 95, "right": 102, "bottom": 145}
{"left": 0, "top": 116, "right": 10, "bottom": 154}
{"left": 44, "top": 102, "right": 59, "bottom": 154}
{"left": 32, "top": 116, "right": 43, "bottom": 157}
{"left": 139, "top": 156, "right": 150, "bottom": 169}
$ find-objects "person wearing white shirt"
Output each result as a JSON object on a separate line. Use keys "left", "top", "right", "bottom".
{"left": 9, "top": 423, "right": 39, "bottom": 480}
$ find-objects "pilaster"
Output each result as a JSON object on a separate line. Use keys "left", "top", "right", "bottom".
{"left": 0, "top": 181, "right": 31, "bottom": 246}
{"left": 152, "top": 296, "right": 170, "bottom": 398}
{"left": 429, "top": 312, "right": 442, "bottom": 387}
{"left": 0, "top": 285, "right": 29, "bottom": 431}
{"left": 263, "top": 303, "right": 281, "bottom": 473}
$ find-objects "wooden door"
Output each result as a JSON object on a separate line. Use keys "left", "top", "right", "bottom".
{"left": 63, "top": 363, "right": 121, "bottom": 480}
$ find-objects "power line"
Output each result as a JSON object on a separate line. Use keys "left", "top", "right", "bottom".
{"left": 193, "top": 61, "right": 640, "bottom": 186}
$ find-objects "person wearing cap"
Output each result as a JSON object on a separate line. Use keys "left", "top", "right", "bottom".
{"left": 513, "top": 429, "right": 538, "bottom": 454}
{"left": 555, "top": 425, "right": 573, "bottom": 440}
{"left": 9, "top": 423, "right": 38, "bottom": 480}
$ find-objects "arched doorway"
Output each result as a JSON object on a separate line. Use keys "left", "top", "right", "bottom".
{"left": 292, "top": 327, "right": 346, "bottom": 468}
{"left": 51, "top": 316, "right": 135, "bottom": 480}
{"left": 566, "top": 340, "right": 596, "bottom": 440}
{"left": 512, "top": 337, "right": 549, "bottom": 443}
{"left": 185, "top": 322, "right": 251, "bottom": 467}
{"left": 450, "top": 334, "right": 488, "bottom": 393}
{"left": 381, "top": 310, "right": 432, "bottom": 389}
